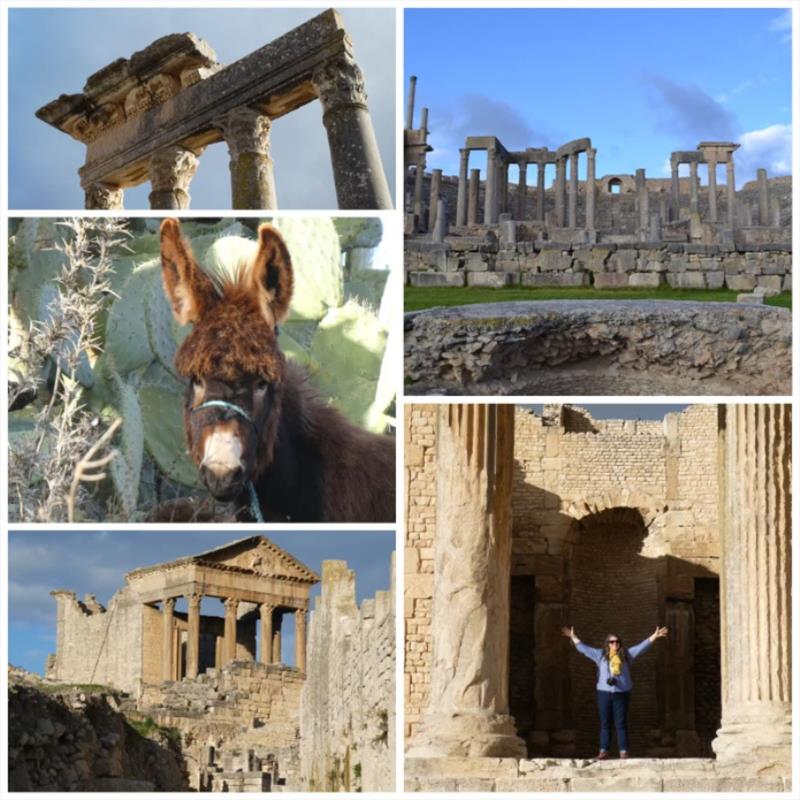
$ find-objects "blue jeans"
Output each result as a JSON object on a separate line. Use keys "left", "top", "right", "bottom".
{"left": 597, "top": 690, "right": 630, "bottom": 753}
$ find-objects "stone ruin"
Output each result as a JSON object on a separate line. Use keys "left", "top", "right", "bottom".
{"left": 405, "top": 403, "right": 791, "bottom": 792}
{"left": 36, "top": 9, "right": 392, "bottom": 210}
{"left": 20, "top": 535, "right": 395, "bottom": 792}
{"left": 404, "top": 78, "right": 791, "bottom": 295}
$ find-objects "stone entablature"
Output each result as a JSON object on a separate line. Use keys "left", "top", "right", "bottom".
{"left": 48, "top": 536, "right": 319, "bottom": 694}
{"left": 37, "top": 9, "right": 391, "bottom": 210}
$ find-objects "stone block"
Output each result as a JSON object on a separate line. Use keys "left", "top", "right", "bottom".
{"left": 756, "top": 275, "right": 782, "bottom": 291}
{"left": 536, "top": 249, "right": 573, "bottom": 272}
{"left": 496, "top": 777, "right": 568, "bottom": 792}
{"left": 576, "top": 247, "right": 613, "bottom": 273}
{"left": 610, "top": 248, "right": 637, "bottom": 272}
{"left": 496, "top": 257, "right": 522, "bottom": 273}
{"left": 737, "top": 294, "right": 763, "bottom": 304}
{"left": 666, "top": 272, "right": 706, "bottom": 288}
{"left": 467, "top": 272, "right": 515, "bottom": 287}
{"left": 628, "top": 273, "right": 663, "bottom": 288}
{"left": 666, "top": 255, "right": 689, "bottom": 273}
{"left": 725, "top": 274, "right": 756, "bottom": 291}
{"left": 782, "top": 274, "right": 791, "bottom": 291}
{"left": 522, "top": 273, "right": 590, "bottom": 287}
{"left": 705, "top": 270, "right": 725, "bottom": 289}
{"left": 753, "top": 286, "right": 781, "bottom": 297}
{"left": 409, "top": 271, "right": 465, "bottom": 287}
{"left": 593, "top": 273, "right": 629, "bottom": 289}
{"left": 464, "top": 252, "right": 488, "bottom": 272}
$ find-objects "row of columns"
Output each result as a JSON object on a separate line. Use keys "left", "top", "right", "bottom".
{"left": 409, "top": 403, "right": 791, "bottom": 772}
{"left": 84, "top": 52, "right": 391, "bottom": 211}
{"left": 161, "top": 595, "right": 307, "bottom": 682}
{"left": 669, "top": 159, "right": 736, "bottom": 226}
{"left": 453, "top": 148, "right": 595, "bottom": 230}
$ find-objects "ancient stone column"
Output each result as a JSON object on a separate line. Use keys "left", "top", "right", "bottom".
{"left": 260, "top": 603, "right": 274, "bottom": 664}
{"left": 689, "top": 161, "right": 699, "bottom": 213}
{"left": 517, "top": 160, "right": 527, "bottom": 220}
{"left": 295, "top": 610, "right": 307, "bottom": 672}
{"left": 148, "top": 145, "right": 198, "bottom": 210}
{"left": 312, "top": 51, "right": 392, "bottom": 209}
{"left": 555, "top": 157, "right": 566, "bottom": 227}
{"left": 726, "top": 160, "right": 736, "bottom": 228}
{"left": 413, "top": 155, "right": 426, "bottom": 232}
{"left": 83, "top": 181, "right": 124, "bottom": 210}
{"left": 214, "top": 106, "right": 277, "bottom": 210}
{"left": 223, "top": 597, "right": 239, "bottom": 666}
{"left": 568, "top": 152, "right": 579, "bottom": 227}
{"left": 585, "top": 148, "right": 596, "bottom": 231}
{"left": 432, "top": 199, "right": 448, "bottom": 243}
{"left": 467, "top": 168, "right": 480, "bottom": 226}
{"left": 456, "top": 148, "right": 469, "bottom": 227}
{"left": 162, "top": 597, "right": 175, "bottom": 682}
{"left": 428, "top": 169, "right": 442, "bottom": 232}
{"left": 671, "top": 162, "right": 680, "bottom": 221}
{"left": 536, "top": 162, "right": 546, "bottom": 221}
{"left": 405, "top": 75, "right": 417, "bottom": 129}
{"left": 407, "top": 405, "right": 526, "bottom": 758}
{"left": 501, "top": 161, "right": 510, "bottom": 214}
{"left": 272, "top": 610, "right": 283, "bottom": 664}
{"left": 186, "top": 593, "right": 201, "bottom": 680}
{"left": 707, "top": 160, "right": 718, "bottom": 223}
{"left": 484, "top": 150, "right": 497, "bottom": 225}
{"left": 757, "top": 168, "right": 769, "bottom": 226}
{"left": 713, "top": 404, "right": 791, "bottom": 771}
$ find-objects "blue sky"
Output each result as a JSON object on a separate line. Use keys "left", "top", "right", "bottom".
{"left": 8, "top": 531, "right": 395, "bottom": 675}
{"left": 9, "top": 7, "right": 395, "bottom": 209}
{"left": 405, "top": 7, "right": 792, "bottom": 186}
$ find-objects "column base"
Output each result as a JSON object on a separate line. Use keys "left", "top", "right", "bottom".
{"left": 406, "top": 711, "right": 527, "bottom": 758}
{"left": 712, "top": 707, "right": 791, "bottom": 775}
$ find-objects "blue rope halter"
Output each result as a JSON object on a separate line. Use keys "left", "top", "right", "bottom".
{"left": 192, "top": 399, "right": 264, "bottom": 523}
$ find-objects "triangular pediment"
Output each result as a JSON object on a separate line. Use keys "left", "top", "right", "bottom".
{"left": 193, "top": 536, "right": 319, "bottom": 583}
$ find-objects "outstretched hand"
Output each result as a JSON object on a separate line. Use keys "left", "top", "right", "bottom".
{"left": 652, "top": 625, "right": 669, "bottom": 640}
{"left": 561, "top": 626, "right": 576, "bottom": 639}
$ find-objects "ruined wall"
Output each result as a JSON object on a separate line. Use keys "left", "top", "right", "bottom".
{"left": 405, "top": 404, "right": 722, "bottom": 756}
{"left": 49, "top": 587, "right": 144, "bottom": 694}
{"left": 299, "top": 558, "right": 395, "bottom": 793}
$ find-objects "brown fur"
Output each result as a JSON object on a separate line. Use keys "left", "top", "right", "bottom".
{"left": 159, "top": 218, "right": 395, "bottom": 522}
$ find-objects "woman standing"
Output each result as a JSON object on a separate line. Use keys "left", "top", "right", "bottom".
{"left": 561, "top": 625, "right": 668, "bottom": 759}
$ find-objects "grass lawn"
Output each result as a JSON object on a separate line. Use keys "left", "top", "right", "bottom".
{"left": 405, "top": 284, "right": 792, "bottom": 312}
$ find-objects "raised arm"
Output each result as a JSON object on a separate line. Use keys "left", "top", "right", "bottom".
{"left": 561, "top": 626, "right": 601, "bottom": 662}
{"left": 629, "top": 626, "right": 669, "bottom": 659}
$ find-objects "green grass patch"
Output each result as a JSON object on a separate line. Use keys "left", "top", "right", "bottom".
{"left": 38, "top": 682, "right": 111, "bottom": 695}
{"left": 405, "top": 284, "right": 791, "bottom": 312}
{"left": 127, "top": 715, "right": 181, "bottom": 743}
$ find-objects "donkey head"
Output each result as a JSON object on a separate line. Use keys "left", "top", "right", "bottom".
{"left": 160, "top": 218, "right": 293, "bottom": 502}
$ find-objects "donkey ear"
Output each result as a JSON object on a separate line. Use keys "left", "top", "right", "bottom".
{"left": 250, "top": 224, "right": 294, "bottom": 327}
{"left": 160, "top": 218, "right": 216, "bottom": 325}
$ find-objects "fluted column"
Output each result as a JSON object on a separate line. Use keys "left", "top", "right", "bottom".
{"left": 186, "top": 594, "right": 201, "bottom": 679}
{"left": 83, "top": 181, "right": 123, "bottom": 210}
{"left": 671, "top": 162, "right": 680, "bottom": 220}
{"left": 484, "top": 150, "right": 497, "bottom": 225}
{"left": 161, "top": 597, "right": 175, "bottom": 682}
{"left": 517, "top": 161, "right": 527, "bottom": 220}
{"left": 536, "top": 162, "right": 546, "bottom": 221}
{"left": 428, "top": 169, "right": 442, "bottom": 232}
{"left": 568, "top": 152, "right": 579, "bottom": 227}
{"left": 407, "top": 404, "right": 526, "bottom": 758}
{"left": 689, "top": 161, "right": 699, "bottom": 213}
{"left": 456, "top": 149, "right": 469, "bottom": 226}
{"left": 312, "top": 51, "right": 392, "bottom": 209}
{"left": 585, "top": 148, "right": 596, "bottom": 231}
{"left": 555, "top": 157, "right": 566, "bottom": 227}
{"left": 272, "top": 610, "right": 283, "bottom": 664}
{"left": 149, "top": 145, "right": 198, "bottom": 209}
{"left": 757, "top": 168, "right": 769, "bottom": 225}
{"left": 713, "top": 405, "right": 791, "bottom": 771}
{"left": 214, "top": 106, "right": 276, "bottom": 210}
{"left": 223, "top": 597, "right": 239, "bottom": 666}
{"left": 707, "top": 160, "right": 718, "bottom": 223}
{"left": 467, "top": 168, "right": 480, "bottom": 226}
{"left": 726, "top": 161, "right": 736, "bottom": 228}
{"left": 260, "top": 603, "right": 274, "bottom": 664}
{"left": 295, "top": 609, "right": 307, "bottom": 672}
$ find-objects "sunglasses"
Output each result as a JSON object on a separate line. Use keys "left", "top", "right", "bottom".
{"left": 608, "top": 639, "right": 620, "bottom": 644}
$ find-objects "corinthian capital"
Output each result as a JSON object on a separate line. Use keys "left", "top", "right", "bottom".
{"left": 214, "top": 106, "right": 272, "bottom": 159}
{"left": 311, "top": 50, "right": 368, "bottom": 115}
{"left": 149, "top": 145, "right": 199, "bottom": 194}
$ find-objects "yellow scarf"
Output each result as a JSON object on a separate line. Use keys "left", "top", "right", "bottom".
{"left": 609, "top": 652, "right": 623, "bottom": 676}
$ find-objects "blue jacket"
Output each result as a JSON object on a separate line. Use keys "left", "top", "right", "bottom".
{"left": 575, "top": 637, "right": 652, "bottom": 693}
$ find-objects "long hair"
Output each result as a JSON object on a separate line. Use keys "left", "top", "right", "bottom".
{"left": 601, "top": 633, "right": 629, "bottom": 663}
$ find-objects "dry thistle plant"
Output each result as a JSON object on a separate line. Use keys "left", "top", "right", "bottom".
{"left": 8, "top": 218, "right": 131, "bottom": 521}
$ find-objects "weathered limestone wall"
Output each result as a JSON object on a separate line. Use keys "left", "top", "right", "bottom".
{"left": 299, "top": 558, "right": 395, "bottom": 792}
{"left": 49, "top": 587, "right": 144, "bottom": 694}
{"left": 406, "top": 405, "right": 722, "bottom": 757}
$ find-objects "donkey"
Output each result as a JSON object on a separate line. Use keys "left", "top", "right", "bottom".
{"left": 159, "top": 218, "right": 395, "bottom": 522}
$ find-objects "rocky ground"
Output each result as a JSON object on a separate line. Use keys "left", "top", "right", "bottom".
{"left": 8, "top": 667, "right": 188, "bottom": 792}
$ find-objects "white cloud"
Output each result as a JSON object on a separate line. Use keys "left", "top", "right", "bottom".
{"left": 766, "top": 9, "right": 791, "bottom": 43}
{"left": 736, "top": 124, "right": 792, "bottom": 181}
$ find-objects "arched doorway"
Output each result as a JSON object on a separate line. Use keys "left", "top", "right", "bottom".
{"left": 567, "top": 507, "right": 659, "bottom": 757}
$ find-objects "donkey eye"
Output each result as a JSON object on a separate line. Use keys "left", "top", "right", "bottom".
{"left": 255, "top": 379, "right": 269, "bottom": 393}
